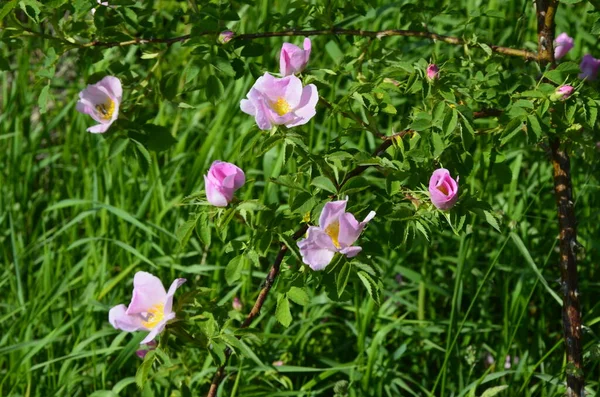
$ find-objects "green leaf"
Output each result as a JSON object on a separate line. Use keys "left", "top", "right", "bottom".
{"left": 527, "top": 114, "right": 543, "bottom": 139}
{"left": 176, "top": 218, "right": 197, "bottom": 248}
{"left": 135, "top": 350, "right": 156, "bottom": 389}
{"left": 483, "top": 210, "right": 501, "bottom": 232}
{"left": 431, "top": 132, "right": 445, "bottom": 157}
{"left": 287, "top": 286, "right": 310, "bottom": 306}
{"left": 206, "top": 75, "right": 224, "bottom": 105}
{"left": 0, "top": 0, "right": 17, "bottom": 21}
{"left": 197, "top": 212, "right": 211, "bottom": 247}
{"left": 481, "top": 385, "right": 509, "bottom": 397}
{"left": 443, "top": 108, "right": 459, "bottom": 136}
{"left": 240, "top": 42, "right": 265, "bottom": 57}
{"left": 275, "top": 295, "right": 292, "bottom": 327}
{"left": 159, "top": 72, "right": 179, "bottom": 100}
{"left": 311, "top": 176, "right": 337, "bottom": 193}
{"left": 225, "top": 255, "right": 245, "bottom": 285}
{"left": 336, "top": 262, "right": 351, "bottom": 297}
{"left": 38, "top": 84, "right": 51, "bottom": 114}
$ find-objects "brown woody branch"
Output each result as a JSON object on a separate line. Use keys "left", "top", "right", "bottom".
{"left": 550, "top": 138, "right": 584, "bottom": 397}
{"left": 536, "top": 0, "right": 584, "bottom": 395}
{"left": 206, "top": 131, "right": 408, "bottom": 397}
{"left": 81, "top": 28, "right": 537, "bottom": 60}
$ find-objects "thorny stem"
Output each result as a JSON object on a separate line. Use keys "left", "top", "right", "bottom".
{"left": 536, "top": 0, "right": 584, "bottom": 395}
{"left": 205, "top": 130, "right": 409, "bottom": 397}
{"left": 21, "top": 24, "right": 538, "bottom": 60}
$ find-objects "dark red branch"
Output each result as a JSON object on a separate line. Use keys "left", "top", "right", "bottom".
{"left": 550, "top": 138, "right": 584, "bottom": 397}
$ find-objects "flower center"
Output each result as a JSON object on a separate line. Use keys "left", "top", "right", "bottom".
{"left": 325, "top": 220, "right": 341, "bottom": 249}
{"left": 437, "top": 184, "right": 449, "bottom": 195}
{"left": 141, "top": 303, "right": 165, "bottom": 329}
{"left": 272, "top": 97, "right": 291, "bottom": 116}
{"left": 95, "top": 99, "right": 115, "bottom": 121}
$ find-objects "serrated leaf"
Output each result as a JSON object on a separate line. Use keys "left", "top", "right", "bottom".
{"left": 0, "top": 0, "right": 17, "bottom": 21}
{"left": 176, "top": 218, "right": 197, "bottom": 248}
{"left": 484, "top": 210, "right": 501, "bottom": 232}
{"left": 225, "top": 255, "right": 245, "bottom": 285}
{"left": 206, "top": 75, "right": 224, "bottom": 105}
{"left": 38, "top": 84, "right": 50, "bottom": 114}
{"left": 311, "top": 176, "right": 337, "bottom": 193}
{"left": 135, "top": 350, "right": 156, "bottom": 389}
{"left": 275, "top": 295, "right": 292, "bottom": 327}
{"left": 527, "top": 114, "right": 542, "bottom": 139}
{"left": 287, "top": 286, "right": 310, "bottom": 306}
{"left": 443, "top": 109, "right": 459, "bottom": 136}
{"left": 197, "top": 212, "right": 211, "bottom": 246}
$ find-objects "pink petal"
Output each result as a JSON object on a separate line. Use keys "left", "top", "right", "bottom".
{"left": 87, "top": 122, "right": 112, "bottom": 133}
{"left": 340, "top": 246, "right": 362, "bottom": 258}
{"left": 286, "top": 84, "right": 318, "bottom": 127}
{"left": 318, "top": 199, "right": 347, "bottom": 229}
{"left": 240, "top": 98, "right": 255, "bottom": 116}
{"left": 140, "top": 318, "right": 169, "bottom": 345}
{"left": 297, "top": 226, "right": 337, "bottom": 270}
{"left": 205, "top": 175, "right": 230, "bottom": 207}
{"left": 98, "top": 76, "right": 122, "bottom": 102}
{"left": 164, "top": 278, "right": 186, "bottom": 314}
{"left": 109, "top": 304, "right": 145, "bottom": 332}
{"left": 283, "top": 75, "right": 303, "bottom": 109}
{"left": 126, "top": 272, "right": 167, "bottom": 315}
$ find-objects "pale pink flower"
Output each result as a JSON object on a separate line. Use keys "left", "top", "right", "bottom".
{"left": 76, "top": 76, "right": 122, "bottom": 133}
{"left": 204, "top": 161, "right": 245, "bottom": 207}
{"left": 426, "top": 64, "right": 439, "bottom": 80}
{"left": 579, "top": 54, "right": 600, "bottom": 81}
{"left": 109, "top": 271, "right": 186, "bottom": 344}
{"left": 272, "top": 360, "right": 284, "bottom": 366}
{"left": 232, "top": 297, "right": 242, "bottom": 311}
{"left": 218, "top": 30, "right": 234, "bottom": 45}
{"left": 554, "top": 33, "right": 574, "bottom": 60}
{"left": 550, "top": 85, "right": 574, "bottom": 101}
{"left": 297, "top": 198, "right": 375, "bottom": 271}
{"left": 280, "top": 38, "right": 311, "bottom": 76}
{"left": 240, "top": 72, "right": 318, "bottom": 130}
{"left": 429, "top": 168, "right": 459, "bottom": 210}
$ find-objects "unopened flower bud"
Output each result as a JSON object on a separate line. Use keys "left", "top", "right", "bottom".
{"left": 550, "top": 85, "right": 574, "bottom": 101}
{"left": 426, "top": 64, "right": 439, "bottom": 81}
{"left": 218, "top": 30, "right": 234, "bottom": 45}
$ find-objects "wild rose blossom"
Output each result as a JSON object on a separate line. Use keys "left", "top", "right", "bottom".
{"left": 579, "top": 54, "right": 600, "bottom": 81}
{"left": 550, "top": 85, "right": 574, "bottom": 101}
{"left": 297, "top": 198, "right": 375, "bottom": 271}
{"left": 109, "top": 271, "right": 186, "bottom": 344}
{"left": 218, "top": 30, "right": 234, "bottom": 45}
{"left": 426, "top": 64, "right": 439, "bottom": 80}
{"left": 429, "top": 168, "right": 459, "bottom": 210}
{"left": 76, "top": 76, "right": 122, "bottom": 133}
{"left": 554, "top": 33, "right": 574, "bottom": 60}
{"left": 204, "top": 161, "right": 245, "bottom": 207}
{"left": 240, "top": 72, "right": 318, "bottom": 130}
{"left": 280, "top": 38, "right": 311, "bottom": 76}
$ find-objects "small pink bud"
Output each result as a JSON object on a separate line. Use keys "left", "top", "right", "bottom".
{"left": 204, "top": 161, "right": 245, "bottom": 207}
{"left": 232, "top": 297, "right": 242, "bottom": 311}
{"left": 279, "top": 38, "right": 311, "bottom": 76}
{"left": 429, "top": 168, "right": 459, "bottom": 210}
{"left": 272, "top": 360, "right": 284, "bottom": 366}
{"left": 550, "top": 85, "right": 574, "bottom": 101}
{"left": 218, "top": 30, "right": 234, "bottom": 45}
{"left": 136, "top": 340, "right": 157, "bottom": 359}
{"left": 554, "top": 33, "right": 574, "bottom": 60}
{"left": 426, "top": 64, "right": 439, "bottom": 81}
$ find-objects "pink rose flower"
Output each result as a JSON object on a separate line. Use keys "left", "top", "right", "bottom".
{"left": 218, "top": 30, "right": 234, "bottom": 45}
{"left": 429, "top": 168, "right": 459, "bottom": 210}
{"left": 426, "top": 64, "right": 439, "bottom": 80}
{"left": 550, "top": 85, "right": 574, "bottom": 101}
{"left": 280, "top": 38, "right": 311, "bottom": 76}
{"left": 240, "top": 72, "right": 318, "bottom": 130}
{"left": 76, "top": 76, "right": 122, "bottom": 133}
{"left": 554, "top": 33, "right": 574, "bottom": 60}
{"left": 232, "top": 297, "right": 242, "bottom": 311}
{"left": 109, "top": 271, "right": 186, "bottom": 345}
{"left": 579, "top": 54, "right": 600, "bottom": 81}
{"left": 297, "top": 198, "right": 375, "bottom": 271}
{"left": 204, "top": 160, "right": 245, "bottom": 207}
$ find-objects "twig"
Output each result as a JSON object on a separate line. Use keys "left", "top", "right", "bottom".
{"left": 550, "top": 138, "right": 584, "bottom": 397}
{"left": 78, "top": 28, "right": 537, "bottom": 60}
{"left": 535, "top": 0, "right": 558, "bottom": 66}
{"left": 206, "top": 132, "right": 406, "bottom": 397}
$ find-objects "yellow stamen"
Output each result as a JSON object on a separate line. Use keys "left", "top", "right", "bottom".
{"left": 325, "top": 220, "right": 341, "bottom": 249}
{"left": 272, "top": 97, "right": 291, "bottom": 116}
{"left": 437, "top": 184, "right": 449, "bottom": 195}
{"left": 141, "top": 303, "right": 165, "bottom": 329}
{"left": 95, "top": 99, "right": 115, "bottom": 121}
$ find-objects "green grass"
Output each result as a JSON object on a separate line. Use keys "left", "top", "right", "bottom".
{"left": 2, "top": 1, "right": 600, "bottom": 396}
